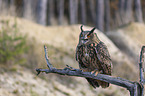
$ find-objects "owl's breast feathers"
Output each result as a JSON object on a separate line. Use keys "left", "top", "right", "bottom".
{"left": 76, "top": 41, "right": 112, "bottom": 75}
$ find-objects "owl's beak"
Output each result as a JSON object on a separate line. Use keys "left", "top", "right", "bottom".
{"left": 81, "top": 36, "right": 88, "bottom": 44}
{"left": 81, "top": 39, "right": 88, "bottom": 44}
{"left": 81, "top": 35, "right": 88, "bottom": 40}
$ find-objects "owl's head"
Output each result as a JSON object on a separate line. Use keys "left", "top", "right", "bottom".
{"left": 79, "top": 25, "right": 100, "bottom": 45}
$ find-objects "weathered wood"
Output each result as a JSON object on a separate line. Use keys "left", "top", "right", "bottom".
{"left": 36, "top": 68, "right": 134, "bottom": 91}
{"left": 139, "top": 46, "right": 145, "bottom": 96}
{"left": 36, "top": 45, "right": 145, "bottom": 96}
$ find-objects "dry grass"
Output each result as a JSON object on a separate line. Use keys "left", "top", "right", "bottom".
{"left": 1, "top": 16, "right": 142, "bottom": 96}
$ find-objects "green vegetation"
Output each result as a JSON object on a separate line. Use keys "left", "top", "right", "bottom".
{"left": 0, "top": 19, "right": 28, "bottom": 65}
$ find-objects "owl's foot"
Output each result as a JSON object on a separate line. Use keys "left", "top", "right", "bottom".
{"left": 91, "top": 70, "right": 99, "bottom": 76}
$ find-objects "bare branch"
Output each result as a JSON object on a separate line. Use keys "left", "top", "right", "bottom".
{"left": 36, "top": 68, "right": 134, "bottom": 91}
{"left": 139, "top": 46, "right": 145, "bottom": 96}
{"left": 44, "top": 45, "right": 53, "bottom": 69}
{"left": 36, "top": 46, "right": 145, "bottom": 96}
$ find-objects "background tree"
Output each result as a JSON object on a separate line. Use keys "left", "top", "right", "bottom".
{"left": 88, "top": 0, "right": 96, "bottom": 25}
{"left": 124, "top": 0, "right": 133, "bottom": 24}
{"left": 134, "top": 0, "right": 143, "bottom": 23}
{"left": 69, "top": 0, "right": 78, "bottom": 24}
{"left": 104, "top": 0, "right": 110, "bottom": 32}
{"left": 0, "top": 0, "right": 145, "bottom": 30}
{"left": 23, "top": 0, "right": 33, "bottom": 20}
{"left": 96, "top": 0, "right": 104, "bottom": 32}
{"left": 118, "top": 0, "right": 125, "bottom": 24}
{"left": 80, "top": 0, "right": 86, "bottom": 25}
{"left": 47, "top": 0, "right": 55, "bottom": 25}
{"left": 57, "top": 0, "right": 64, "bottom": 25}
{"left": 36, "top": 0, "right": 47, "bottom": 25}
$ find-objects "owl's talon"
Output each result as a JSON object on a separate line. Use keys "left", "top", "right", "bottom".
{"left": 91, "top": 70, "right": 99, "bottom": 76}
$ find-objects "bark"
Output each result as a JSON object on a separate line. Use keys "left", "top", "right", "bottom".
{"left": 36, "top": 45, "right": 145, "bottom": 96}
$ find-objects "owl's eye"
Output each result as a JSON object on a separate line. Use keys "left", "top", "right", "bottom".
{"left": 87, "top": 35, "right": 90, "bottom": 38}
{"left": 81, "top": 34, "right": 83, "bottom": 37}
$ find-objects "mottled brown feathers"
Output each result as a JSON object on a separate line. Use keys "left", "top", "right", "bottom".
{"left": 76, "top": 26, "right": 112, "bottom": 88}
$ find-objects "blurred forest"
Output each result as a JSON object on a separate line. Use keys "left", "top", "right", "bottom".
{"left": 0, "top": 0, "right": 145, "bottom": 32}
{"left": 1, "top": 0, "right": 145, "bottom": 96}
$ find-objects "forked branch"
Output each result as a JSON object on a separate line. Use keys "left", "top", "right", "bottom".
{"left": 36, "top": 45, "right": 145, "bottom": 96}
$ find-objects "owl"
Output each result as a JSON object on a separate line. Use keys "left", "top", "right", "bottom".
{"left": 76, "top": 25, "right": 112, "bottom": 88}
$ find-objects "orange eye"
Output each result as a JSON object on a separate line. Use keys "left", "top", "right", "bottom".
{"left": 87, "top": 35, "right": 90, "bottom": 38}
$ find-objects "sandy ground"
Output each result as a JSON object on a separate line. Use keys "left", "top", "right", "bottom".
{"left": 1, "top": 16, "right": 145, "bottom": 96}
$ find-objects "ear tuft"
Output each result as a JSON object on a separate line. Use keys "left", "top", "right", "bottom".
{"left": 80, "top": 25, "right": 84, "bottom": 32}
{"left": 88, "top": 27, "right": 96, "bottom": 35}
{"left": 90, "top": 27, "right": 96, "bottom": 32}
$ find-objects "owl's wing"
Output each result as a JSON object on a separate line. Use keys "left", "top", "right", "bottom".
{"left": 76, "top": 45, "right": 87, "bottom": 69}
{"left": 95, "top": 42, "right": 112, "bottom": 75}
{"left": 76, "top": 45, "right": 83, "bottom": 69}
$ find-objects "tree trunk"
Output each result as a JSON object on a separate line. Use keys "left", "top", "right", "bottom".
{"left": 57, "top": 0, "right": 64, "bottom": 25}
{"left": 104, "top": 0, "right": 110, "bottom": 32}
{"left": 0, "top": 0, "right": 2, "bottom": 12}
{"left": 47, "top": 0, "right": 55, "bottom": 25}
{"left": 23, "top": 0, "right": 34, "bottom": 20}
{"left": 124, "top": 0, "right": 133, "bottom": 24}
{"left": 36, "top": 0, "right": 47, "bottom": 25}
{"left": 69, "top": 0, "right": 78, "bottom": 24}
{"left": 9, "top": 0, "right": 16, "bottom": 16}
{"left": 88, "top": 0, "right": 96, "bottom": 25}
{"left": 80, "top": 0, "right": 86, "bottom": 24}
{"left": 96, "top": 0, "right": 104, "bottom": 32}
{"left": 134, "top": 0, "right": 143, "bottom": 23}
{"left": 118, "top": 0, "right": 125, "bottom": 24}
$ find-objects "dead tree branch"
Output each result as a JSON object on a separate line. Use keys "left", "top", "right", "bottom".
{"left": 36, "top": 45, "right": 145, "bottom": 96}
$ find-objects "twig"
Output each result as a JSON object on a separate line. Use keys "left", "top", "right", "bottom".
{"left": 44, "top": 45, "right": 53, "bottom": 70}
{"left": 36, "top": 45, "right": 145, "bottom": 96}
{"left": 139, "top": 46, "right": 145, "bottom": 96}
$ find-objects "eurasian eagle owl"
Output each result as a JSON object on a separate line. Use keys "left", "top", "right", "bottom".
{"left": 76, "top": 25, "right": 112, "bottom": 88}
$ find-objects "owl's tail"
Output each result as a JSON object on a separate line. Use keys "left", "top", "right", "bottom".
{"left": 97, "top": 80, "right": 109, "bottom": 88}
{"left": 86, "top": 78, "right": 109, "bottom": 88}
